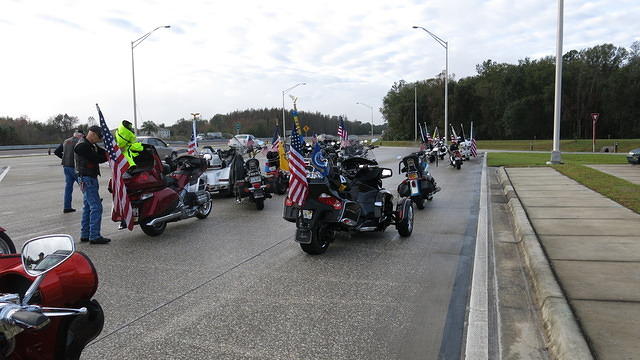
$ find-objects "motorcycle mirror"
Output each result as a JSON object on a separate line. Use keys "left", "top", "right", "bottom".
{"left": 396, "top": 155, "right": 402, "bottom": 160}
{"left": 381, "top": 168, "right": 393, "bottom": 179}
{"left": 21, "top": 235, "right": 75, "bottom": 277}
{"left": 203, "top": 153, "right": 213, "bottom": 161}
{"left": 22, "top": 234, "right": 75, "bottom": 276}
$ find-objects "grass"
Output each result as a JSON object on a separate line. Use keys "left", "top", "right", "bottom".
{"left": 487, "top": 151, "right": 639, "bottom": 213}
{"left": 553, "top": 163, "right": 640, "bottom": 213}
{"left": 478, "top": 138, "right": 640, "bottom": 153}
{"left": 487, "top": 152, "right": 628, "bottom": 167}
{"left": 377, "top": 140, "right": 420, "bottom": 147}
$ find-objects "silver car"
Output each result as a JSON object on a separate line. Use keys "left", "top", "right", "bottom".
{"left": 138, "top": 136, "right": 178, "bottom": 161}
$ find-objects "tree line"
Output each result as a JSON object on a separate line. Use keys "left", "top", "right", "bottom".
{"left": 0, "top": 108, "right": 385, "bottom": 145}
{"left": 382, "top": 42, "right": 640, "bottom": 140}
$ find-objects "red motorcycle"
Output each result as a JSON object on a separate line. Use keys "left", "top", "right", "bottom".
{"left": 264, "top": 151, "right": 289, "bottom": 195}
{"left": 110, "top": 144, "right": 213, "bottom": 236}
{"left": 0, "top": 234, "right": 104, "bottom": 359}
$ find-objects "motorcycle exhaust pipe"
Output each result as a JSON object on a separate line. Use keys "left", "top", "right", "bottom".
{"left": 147, "top": 212, "right": 183, "bottom": 226}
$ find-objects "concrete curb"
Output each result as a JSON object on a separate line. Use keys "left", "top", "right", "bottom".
{"left": 496, "top": 167, "right": 593, "bottom": 360}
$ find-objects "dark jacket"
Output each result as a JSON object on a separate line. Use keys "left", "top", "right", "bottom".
{"left": 54, "top": 136, "right": 80, "bottom": 167}
{"left": 74, "top": 137, "right": 107, "bottom": 177}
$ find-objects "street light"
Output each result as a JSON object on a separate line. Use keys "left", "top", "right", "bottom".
{"left": 131, "top": 25, "right": 171, "bottom": 132}
{"left": 282, "top": 83, "right": 306, "bottom": 139}
{"left": 356, "top": 102, "right": 374, "bottom": 138}
{"left": 548, "top": 0, "right": 564, "bottom": 164}
{"left": 413, "top": 25, "right": 448, "bottom": 143}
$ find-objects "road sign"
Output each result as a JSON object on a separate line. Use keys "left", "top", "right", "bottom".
{"left": 303, "top": 125, "right": 310, "bottom": 133}
{"left": 591, "top": 113, "right": 600, "bottom": 123}
{"left": 235, "top": 122, "right": 240, "bottom": 134}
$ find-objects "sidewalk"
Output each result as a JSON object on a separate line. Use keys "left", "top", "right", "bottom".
{"left": 586, "top": 164, "right": 640, "bottom": 185}
{"left": 506, "top": 167, "right": 640, "bottom": 360}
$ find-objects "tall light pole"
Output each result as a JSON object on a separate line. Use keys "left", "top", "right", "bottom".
{"left": 131, "top": 25, "right": 171, "bottom": 133}
{"left": 413, "top": 25, "right": 448, "bottom": 143}
{"left": 356, "top": 102, "right": 374, "bottom": 138}
{"left": 549, "top": 0, "right": 564, "bottom": 164}
{"left": 414, "top": 84, "right": 418, "bottom": 141}
{"left": 282, "top": 83, "right": 306, "bottom": 139}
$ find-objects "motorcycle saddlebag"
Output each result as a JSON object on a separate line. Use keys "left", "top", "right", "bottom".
{"left": 420, "top": 175, "right": 436, "bottom": 195}
{"left": 397, "top": 182, "right": 410, "bottom": 197}
{"left": 283, "top": 205, "right": 298, "bottom": 223}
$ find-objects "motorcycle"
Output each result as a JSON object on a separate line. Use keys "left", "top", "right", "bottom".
{"left": 111, "top": 144, "right": 213, "bottom": 236}
{"left": 437, "top": 140, "right": 447, "bottom": 160}
{"left": 264, "top": 151, "right": 289, "bottom": 195}
{"left": 449, "top": 145, "right": 464, "bottom": 170}
{"left": 0, "top": 227, "right": 16, "bottom": 254}
{"left": 200, "top": 146, "right": 234, "bottom": 196}
{"left": 0, "top": 234, "right": 104, "bottom": 359}
{"left": 397, "top": 152, "right": 441, "bottom": 209}
{"left": 229, "top": 151, "right": 272, "bottom": 210}
{"left": 283, "top": 156, "right": 414, "bottom": 255}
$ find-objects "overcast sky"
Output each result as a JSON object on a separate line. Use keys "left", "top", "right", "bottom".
{"left": 1, "top": 0, "right": 638, "bottom": 130}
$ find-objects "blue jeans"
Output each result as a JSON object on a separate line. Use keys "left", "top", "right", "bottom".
{"left": 80, "top": 176, "right": 102, "bottom": 240}
{"left": 63, "top": 166, "right": 76, "bottom": 209}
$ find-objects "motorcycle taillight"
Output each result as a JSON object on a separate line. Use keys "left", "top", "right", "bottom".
{"left": 318, "top": 193, "right": 343, "bottom": 210}
{"left": 284, "top": 197, "right": 294, "bottom": 207}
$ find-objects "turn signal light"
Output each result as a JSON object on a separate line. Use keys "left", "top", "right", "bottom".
{"left": 318, "top": 193, "right": 343, "bottom": 210}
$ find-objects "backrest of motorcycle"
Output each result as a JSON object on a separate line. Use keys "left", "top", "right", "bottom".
{"left": 124, "top": 145, "right": 166, "bottom": 191}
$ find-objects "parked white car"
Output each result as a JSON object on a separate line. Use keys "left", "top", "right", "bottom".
{"left": 228, "top": 134, "right": 264, "bottom": 148}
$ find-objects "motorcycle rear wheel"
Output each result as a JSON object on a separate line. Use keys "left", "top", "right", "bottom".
{"left": 140, "top": 222, "right": 166, "bottom": 237}
{"left": 255, "top": 198, "right": 265, "bottom": 210}
{"left": 0, "top": 232, "right": 17, "bottom": 254}
{"left": 414, "top": 197, "right": 425, "bottom": 210}
{"left": 456, "top": 162, "right": 461, "bottom": 170}
{"left": 300, "top": 227, "right": 331, "bottom": 255}
{"left": 275, "top": 177, "right": 287, "bottom": 195}
{"left": 196, "top": 199, "right": 213, "bottom": 219}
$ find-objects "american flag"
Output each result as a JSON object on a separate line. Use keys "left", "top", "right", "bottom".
{"left": 270, "top": 125, "right": 281, "bottom": 151}
{"left": 97, "top": 104, "right": 133, "bottom": 230}
{"left": 287, "top": 125, "right": 308, "bottom": 206}
{"left": 338, "top": 118, "right": 349, "bottom": 147}
{"left": 470, "top": 137, "right": 478, "bottom": 157}
{"left": 187, "top": 120, "right": 197, "bottom": 155}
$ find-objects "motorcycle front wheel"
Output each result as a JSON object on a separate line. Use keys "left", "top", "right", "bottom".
{"left": 0, "top": 231, "right": 17, "bottom": 254}
{"left": 140, "top": 222, "right": 166, "bottom": 237}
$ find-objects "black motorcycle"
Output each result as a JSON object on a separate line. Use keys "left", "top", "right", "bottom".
{"left": 397, "top": 152, "right": 440, "bottom": 209}
{"left": 283, "top": 157, "right": 414, "bottom": 255}
{"left": 230, "top": 151, "right": 272, "bottom": 210}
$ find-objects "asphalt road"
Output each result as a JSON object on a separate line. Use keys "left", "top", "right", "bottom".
{"left": 0, "top": 147, "right": 482, "bottom": 359}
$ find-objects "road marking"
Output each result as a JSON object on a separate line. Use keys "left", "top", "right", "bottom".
{"left": 465, "top": 154, "right": 489, "bottom": 359}
{"left": 0, "top": 166, "right": 10, "bottom": 183}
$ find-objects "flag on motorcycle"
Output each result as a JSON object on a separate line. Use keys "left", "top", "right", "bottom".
{"left": 311, "top": 140, "right": 329, "bottom": 177}
{"left": 338, "top": 118, "right": 349, "bottom": 147}
{"left": 287, "top": 125, "right": 308, "bottom": 205}
{"left": 425, "top": 123, "right": 432, "bottom": 142}
{"left": 470, "top": 122, "right": 478, "bottom": 157}
{"left": 270, "top": 125, "right": 281, "bottom": 151}
{"left": 96, "top": 104, "right": 134, "bottom": 231}
{"left": 187, "top": 119, "right": 197, "bottom": 155}
{"left": 278, "top": 138, "right": 289, "bottom": 172}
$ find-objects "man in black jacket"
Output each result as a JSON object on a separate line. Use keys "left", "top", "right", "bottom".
{"left": 74, "top": 126, "right": 110, "bottom": 244}
{"left": 54, "top": 130, "right": 83, "bottom": 213}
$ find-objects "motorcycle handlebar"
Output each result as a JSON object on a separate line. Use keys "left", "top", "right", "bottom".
{"left": 11, "top": 310, "right": 49, "bottom": 330}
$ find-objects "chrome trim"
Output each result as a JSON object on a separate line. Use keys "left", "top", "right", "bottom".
{"left": 146, "top": 212, "right": 182, "bottom": 226}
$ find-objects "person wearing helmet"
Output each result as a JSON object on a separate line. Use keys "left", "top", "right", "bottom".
{"left": 115, "top": 120, "right": 143, "bottom": 167}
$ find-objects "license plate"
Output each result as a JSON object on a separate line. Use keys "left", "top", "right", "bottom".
{"left": 253, "top": 191, "right": 264, "bottom": 198}
{"left": 269, "top": 166, "right": 276, "bottom": 171}
{"left": 250, "top": 176, "right": 261, "bottom": 183}
{"left": 408, "top": 173, "right": 418, "bottom": 180}
{"left": 302, "top": 210, "right": 313, "bottom": 219}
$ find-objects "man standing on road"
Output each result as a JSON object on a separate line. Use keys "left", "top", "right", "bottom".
{"left": 74, "top": 126, "right": 110, "bottom": 244}
{"left": 53, "top": 129, "right": 83, "bottom": 213}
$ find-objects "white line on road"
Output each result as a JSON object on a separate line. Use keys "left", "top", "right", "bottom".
{"left": 465, "top": 154, "right": 489, "bottom": 359}
{"left": 0, "top": 166, "right": 10, "bottom": 183}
